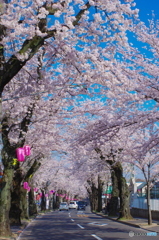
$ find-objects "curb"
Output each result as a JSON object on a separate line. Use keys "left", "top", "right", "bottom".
{"left": 0, "top": 225, "right": 28, "bottom": 240}
{"left": 13, "top": 211, "right": 52, "bottom": 240}
{"left": 0, "top": 217, "right": 37, "bottom": 240}
{"left": 94, "top": 212, "right": 159, "bottom": 233}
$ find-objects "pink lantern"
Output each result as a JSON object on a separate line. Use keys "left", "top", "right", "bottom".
{"left": 23, "top": 182, "right": 29, "bottom": 190}
{"left": 24, "top": 145, "right": 31, "bottom": 156}
{"left": 45, "top": 194, "right": 48, "bottom": 197}
{"left": 27, "top": 187, "right": 31, "bottom": 192}
{"left": 16, "top": 148, "right": 25, "bottom": 162}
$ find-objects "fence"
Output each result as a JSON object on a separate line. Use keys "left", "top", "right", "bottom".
{"left": 132, "top": 197, "right": 159, "bottom": 211}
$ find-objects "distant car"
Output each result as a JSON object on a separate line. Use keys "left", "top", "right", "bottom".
{"left": 77, "top": 201, "right": 86, "bottom": 210}
{"left": 69, "top": 201, "right": 78, "bottom": 209}
{"left": 59, "top": 202, "right": 69, "bottom": 211}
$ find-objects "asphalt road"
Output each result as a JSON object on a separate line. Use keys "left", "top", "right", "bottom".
{"left": 17, "top": 207, "right": 158, "bottom": 240}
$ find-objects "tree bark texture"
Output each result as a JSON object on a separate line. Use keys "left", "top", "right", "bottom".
{"left": 40, "top": 190, "right": 46, "bottom": 211}
{"left": 29, "top": 187, "right": 37, "bottom": 216}
{"left": 109, "top": 168, "right": 119, "bottom": 217}
{"left": 9, "top": 168, "right": 23, "bottom": 225}
{"left": 97, "top": 176, "right": 103, "bottom": 212}
{"left": 9, "top": 160, "right": 40, "bottom": 223}
{"left": 119, "top": 175, "right": 132, "bottom": 219}
{"left": 0, "top": 169, "right": 13, "bottom": 237}
{"left": 20, "top": 187, "right": 29, "bottom": 220}
{"left": 147, "top": 181, "right": 152, "bottom": 225}
{"left": 91, "top": 184, "right": 98, "bottom": 212}
{"left": 95, "top": 148, "right": 132, "bottom": 219}
{"left": 20, "top": 159, "right": 41, "bottom": 219}
{"left": 110, "top": 162, "right": 132, "bottom": 219}
{"left": 87, "top": 179, "right": 99, "bottom": 212}
{"left": 0, "top": 115, "right": 16, "bottom": 237}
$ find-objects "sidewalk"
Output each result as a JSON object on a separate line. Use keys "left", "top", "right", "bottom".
{"left": 95, "top": 212, "right": 159, "bottom": 233}
{"left": 0, "top": 218, "right": 33, "bottom": 240}
{"left": 10, "top": 212, "right": 48, "bottom": 240}
{"left": 0, "top": 212, "right": 42, "bottom": 240}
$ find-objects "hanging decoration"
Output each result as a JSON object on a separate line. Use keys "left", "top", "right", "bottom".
{"left": 49, "top": 190, "right": 55, "bottom": 194}
{"left": 16, "top": 145, "right": 31, "bottom": 162}
{"left": 16, "top": 148, "right": 25, "bottom": 162}
{"left": 24, "top": 145, "right": 31, "bottom": 156}
{"left": 12, "top": 158, "right": 18, "bottom": 166}
{"left": 23, "top": 182, "right": 29, "bottom": 190}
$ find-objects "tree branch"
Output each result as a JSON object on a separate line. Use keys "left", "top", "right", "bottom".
{"left": 0, "top": 1, "right": 91, "bottom": 93}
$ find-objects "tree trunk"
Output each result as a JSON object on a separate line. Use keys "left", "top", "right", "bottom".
{"left": 0, "top": 168, "right": 13, "bottom": 237}
{"left": 119, "top": 176, "right": 132, "bottom": 219}
{"left": 21, "top": 159, "right": 41, "bottom": 218}
{"left": 9, "top": 168, "right": 23, "bottom": 225}
{"left": 29, "top": 187, "right": 37, "bottom": 216}
{"left": 0, "top": 113, "right": 18, "bottom": 236}
{"left": 95, "top": 148, "right": 132, "bottom": 219}
{"left": 97, "top": 176, "right": 103, "bottom": 212}
{"left": 147, "top": 181, "right": 152, "bottom": 225}
{"left": 111, "top": 162, "right": 132, "bottom": 220}
{"left": 20, "top": 187, "right": 29, "bottom": 220}
{"left": 87, "top": 180, "right": 98, "bottom": 212}
{"left": 92, "top": 184, "right": 98, "bottom": 212}
{"left": 40, "top": 190, "right": 46, "bottom": 211}
{"left": 109, "top": 169, "right": 119, "bottom": 217}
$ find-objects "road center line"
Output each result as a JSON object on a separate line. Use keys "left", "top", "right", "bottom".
{"left": 77, "top": 224, "right": 85, "bottom": 229}
{"left": 91, "top": 234, "right": 103, "bottom": 240}
{"left": 71, "top": 219, "right": 74, "bottom": 221}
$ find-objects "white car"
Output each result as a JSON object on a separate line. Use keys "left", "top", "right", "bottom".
{"left": 69, "top": 201, "right": 78, "bottom": 209}
{"left": 59, "top": 202, "right": 69, "bottom": 211}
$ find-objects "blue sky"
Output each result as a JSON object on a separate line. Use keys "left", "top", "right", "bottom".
{"left": 135, "top": 0, "right": 159, "bottom": 23}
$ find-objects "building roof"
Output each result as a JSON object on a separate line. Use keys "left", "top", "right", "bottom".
{"left": 137, "top": 182, "right": 146, "bottom": 190}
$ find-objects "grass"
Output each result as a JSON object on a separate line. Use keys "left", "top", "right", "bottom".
{"left": 117, "top": 216, "right": 134, "bottom": 221}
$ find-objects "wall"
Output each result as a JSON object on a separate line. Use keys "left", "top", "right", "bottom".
{"left": 131, "top": 208, "right": 159, "bottom": 221}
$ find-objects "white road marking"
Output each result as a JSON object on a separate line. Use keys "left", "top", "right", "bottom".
{"left": 91, "top": 234, "right": 103, "bottom": 240}
{"left": 88, "top": 222, "right": 108, "bottom": 226}
{"left": 77, "top": 224, "right": 85, "bottom": 229}
{"left": 71, "top": 219, "right": 74, "bottom": 222}
{"left": 77, "top": 210, "right": 84, "bottom": 214}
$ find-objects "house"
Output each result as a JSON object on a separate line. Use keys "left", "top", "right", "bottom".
{"left": 137, "top": 181, "right": 147, "bottom": 197}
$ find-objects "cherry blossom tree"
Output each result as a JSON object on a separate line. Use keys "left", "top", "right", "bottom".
{"left": 119, "top": 126, "right": 159, "bottom": 225}
{"left": 0, "top": 0, "right": 140, "bottom": 236}
{"left": 62, "top": 141, "right": 111, "bottom": 211}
